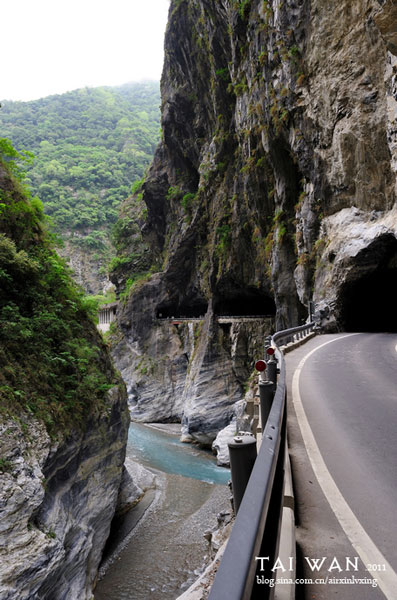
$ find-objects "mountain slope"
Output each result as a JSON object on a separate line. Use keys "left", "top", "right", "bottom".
{"left": 0, "top": 81, "right": 160, "bottom": 293}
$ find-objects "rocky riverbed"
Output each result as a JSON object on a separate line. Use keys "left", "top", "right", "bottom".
{"left": 94, "top": 424, "right": 231, "bottom": 600}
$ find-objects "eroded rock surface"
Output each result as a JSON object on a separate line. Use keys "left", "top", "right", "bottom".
{"left": 0, "top": 386, "right": 129, "bottom": 600}
{"left": 113, "top": 299, "right": 272, "bottom": 449}
{"left": 112, "top": 0, "right": 397, "bottom": 445}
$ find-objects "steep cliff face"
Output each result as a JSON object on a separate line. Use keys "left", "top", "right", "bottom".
{"left": 0, "top": 156, "right": 130, "bottom": 598}
{"left": 0, "top": 387, "right": 128, "bottom": 600}
{"left": 58, "top": 236, "right": 110, "bottom": 295}
{"left": 113, "top": 0, "right": 397, "bottom": 441}
{"left": 295, "top": 0, "right": 397, "bottom": 331}
{"left": 113, "top": 295, "right": 272, "bottom": 444}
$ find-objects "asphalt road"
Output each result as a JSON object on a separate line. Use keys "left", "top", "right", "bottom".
{"left": 286, "top": 333, "right": 397, "bottom": 600}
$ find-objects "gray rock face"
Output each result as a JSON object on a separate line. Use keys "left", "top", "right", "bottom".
{"left": 313, "top": 206, "right": 397, "bottom": 329}
{"left": 0, "top": 386, "right": 129, "bottom": 600}
{"left": 59, "top": 238, "right": 108, "bottom": 295}
{"left": 293, "top": 0, "right": 397, "bottom": 329}
{"left": 113, "top": 0, "right": 397, "bottom": 442}
{"left": 212, "top": 397, "right": 253, "bottom": 466}
{"left": 212, "top": 422, "right": 238, "bottom": 467}
{"left": 113, "top": 290, "right": 272, "bottom": 447}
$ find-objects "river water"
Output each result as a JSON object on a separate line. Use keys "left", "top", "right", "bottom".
{"left": 94, "top": 423, "right": 231, "bottom": 600}
{"left": 126, "top": 423, "right": 230, "bottom": 485}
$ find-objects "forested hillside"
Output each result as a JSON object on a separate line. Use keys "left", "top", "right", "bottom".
{"left": 0, "top": 138, "right": 120, "bottom": 431}
{"left": 0, "top": 81, "right": 160, "bottom": 292}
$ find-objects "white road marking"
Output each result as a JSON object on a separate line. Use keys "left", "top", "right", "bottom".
{"left": 395, "top": 344, "right": 397, "bottom": 354}
{"left": 292, "top": 334, "right": 397, "bottom": 599}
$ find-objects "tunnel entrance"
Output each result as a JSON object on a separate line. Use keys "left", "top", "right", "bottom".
{"left": 339, "top": 234, "right": 397, "bottom": 332}
{"left": 156, "top": 299, "right": 208, "bottom": 319}
{"left": 214, "top": 289, "right": 276, "bottom": 317}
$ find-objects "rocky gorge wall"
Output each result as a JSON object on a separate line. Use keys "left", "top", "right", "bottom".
{"left": 0, "top": 156, "right": 131, "bottom": 598}
{"left": 59, "top": 236, "right": 110, "bottom": 296}
{"left": 0, "top": 385, "right": 129, "bottom": 600}
{"left": 112, "top": 287, "right": 273, "bottom": 447}
{"left": 112, "top": 0, "right": 397, "bottom": 444}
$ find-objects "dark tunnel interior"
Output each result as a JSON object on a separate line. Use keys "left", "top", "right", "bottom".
{"left": 339, "top": 235, "right": 397, "bottom": 332}
{"left": 156, "top": 300, "right": 208, "bottom": 319}
{"left": 156, "top": 290, "right": 276, "bottom": 319}
{"left": 214, "top": 290, "right": 276, "bottom": 317}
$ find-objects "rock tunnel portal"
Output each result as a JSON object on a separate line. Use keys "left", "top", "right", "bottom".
{"left": 214, "top": 289, "right": 276, "bottom": 317}
{"left": 156, "top": 299, "right": 208, "bottom": 319}
{"left": 156, "top": 289, "right": 276, "bottom": 319}
{"left": 338, "top": 234, "right": 397, "bottom": 332}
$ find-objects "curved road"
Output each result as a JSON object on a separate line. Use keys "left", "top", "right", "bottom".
{"left": 286, "top": 333, "right": 397, "bottom": 600}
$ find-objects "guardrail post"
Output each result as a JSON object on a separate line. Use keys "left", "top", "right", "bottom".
{"left": 228, "top": 435, "right": 257, "bottom": 514}
{"left": 267, "top": 357, "right": 278, "bottom": 390}
{"left": 309, "top": 300, "right": 315, "bottom": 322}
{"left": 264, "top": 336, "right": 272, "bottom": 358}
{"left": 259, "top": 380, "right": 274, "bottom": 431}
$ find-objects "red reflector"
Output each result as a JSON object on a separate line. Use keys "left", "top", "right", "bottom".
{"left": 255, "top": 360, "right": 267, "bottom": 372}
{"left": 266, "top": 347, "right": 275, "bottom": 356}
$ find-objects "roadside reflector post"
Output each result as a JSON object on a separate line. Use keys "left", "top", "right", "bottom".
{"left": 228, "top": 434, "right": 257, "bottom": 514}
{"left": 266, "top": 346, "right": 275, "bottom": 360}
{"left": 258, "top": 380, "right": 275, "bottom": 430}
{"left": 255, "top": 359, "right": 267, "bottom": 382}
{"left": 266, "top": 347, "right": 278, "bottom": 389}
{"left": 267, "top": 360, "right": 277, "bottom": 388}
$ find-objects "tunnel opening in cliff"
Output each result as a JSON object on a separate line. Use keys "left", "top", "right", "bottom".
{"left": 156, "top": 298, "right": 208, "bottom": 319}
{"left": 339, "top": 234, "right": 397, "bottom": 332}
{"left": 214, "top": 289, "right": 276, "bottom": 317}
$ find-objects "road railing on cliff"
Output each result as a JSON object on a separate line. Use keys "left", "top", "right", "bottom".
{"left": 157, "top": 315, "right": 275, "bottom": 322}
{"left": 208, "top": 321, "right": 315, "bottom": 600}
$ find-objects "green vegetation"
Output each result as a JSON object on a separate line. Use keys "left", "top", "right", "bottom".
{"left": 295, "top": 190, "right": 306, "bottom": 212}
{"left": 0, "top": 82, "right": 160, "bottom": 265}
{"left": 288, "top": 45, "right": 300, "bottom": 59}
{"left": 0, "top": 458, "right": 12, "bottom": 473}
{"left": 227, "top": 76, "right": 249, "bottom": 97}
{"left": 82, "top": 288, "right": 117, "bottom": 320}
{"left": 164, "top": 186, "right": 198, "bottom": 222}
{"left": 216, "top": 223, "right": 232, "bottom": 252}
{"left": 215, "top": 67, "right": 230, "bottom": 82}
{"left": 107, "top": 183, "right": 152, "bottom": 288}
{"left": 272, "top": 209, "right": 286, "bottom": 243}
{"left": 166, "top": 186, "right": 183, "bottom": 201}
{"left": 119, "top": 271, "right": 155, "bottom": 302}
{"left": 0, "top": 140, "right": 120, "bottom": 436}
{"left": 258, "top": 50, "right": 268, "bottom": 67}
{"left": 236, "top": 0, "right": 251, "bottom": 19}
{"left": 181, "top": 192, "right": 197, "bottom": 211}
{"left": 46, "top": 528, "right": 57, "bottom": 540}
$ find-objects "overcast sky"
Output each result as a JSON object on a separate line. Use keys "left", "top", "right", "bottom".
{"left": 2, "top": 0, "right": 170, "bottom": 101}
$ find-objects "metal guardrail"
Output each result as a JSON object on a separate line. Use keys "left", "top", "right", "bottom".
{"left": 273, "top": 322, "right": 316, "bottom": 348}
{"left": 208, "top": 321, "right": 315, "bottom": 600}
{"left": 157, "top": 315, "right": 275, "bottom": 321}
